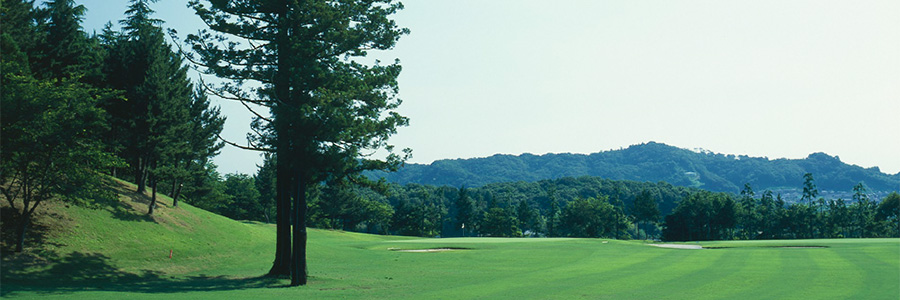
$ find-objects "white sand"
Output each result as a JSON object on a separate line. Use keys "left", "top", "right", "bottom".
{"left": 648, "top": 244, "right": 703, "bottom": 249}
{"left": 390, "top": 248, "right": 460, "bottom": 252}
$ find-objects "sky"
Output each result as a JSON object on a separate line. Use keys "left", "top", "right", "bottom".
{"left": 77, "top": 0, "right": 900, "bottom": 175}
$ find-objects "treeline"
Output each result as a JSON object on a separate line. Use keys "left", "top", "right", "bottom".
{"left": 663, "top": 181, "right": 900, "bottom": 241}
{"left": 216, "top": 164, "right": 899, "bottom": 241}
{"left": 219, "top": 165, "right": 662, "bottom": 239}
{"left": 1, "top": 0, "right": 224, "bottom": 251}
{"left": 206, "top": 162, "right": 696, "bottom": 238}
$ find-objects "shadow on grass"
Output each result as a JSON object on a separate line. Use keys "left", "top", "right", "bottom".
{"left": 1, "top": 251, "right": 284, "bottom": 297}
{"left": 99, "top": 177, "right": 156, "bottom": 223}
{"left": 0, "top": 207, "right": 67, "bottom": 255}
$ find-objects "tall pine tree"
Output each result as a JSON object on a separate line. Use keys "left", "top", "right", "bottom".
{"left": 102, "top": 0, "right": 202, "bottom": 215}
{"left": 186, "top": 0, "right": 409, "bottom": 285}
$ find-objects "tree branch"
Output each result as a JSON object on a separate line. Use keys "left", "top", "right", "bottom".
{"left": 241, "top": 99, "right": 274, "bottom": 123}
{"left": 217, "top": 133, "right": 273, "bottom": 152}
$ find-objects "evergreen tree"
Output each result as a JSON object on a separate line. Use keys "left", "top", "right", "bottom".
{"left": 221, "top": 173, "right": 263, "bottom": 220}
{"left": 632, "top": 190, "right": 660, "bottom": 240}
{"left": 455, "top": 186, "right": 474, "bottom": 236}
{"left": 1, "top": 0, "right": 39, "bottom": 75}
{"left": 738, "top": 183, "right": 758, "bottom": 239}
{"left": 801, "top": 173, "right": 819, "bottom": 207}
{"left": 255, "top": 154, "right": 278, "bottom": 223}
{"left": 101, "top": 0, "right": 201, "bottom": 216}
{"left": 851, "top": 182, "right": 873, "bottom": 238}
{"left": 33, "top": 0, "right": 99, "bottom": 80}
{"left": 186, "top": 0, "right": 409, "bottom": 285}
{"left": 481, "top": 207, "right": 519, "bottom": 237}
{"left": 516, "top": 200, "right": 537, "bottom": 236}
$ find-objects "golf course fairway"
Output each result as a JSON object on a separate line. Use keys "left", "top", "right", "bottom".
{"left": 2, "top": 183, "right": 897, "bottom": 299}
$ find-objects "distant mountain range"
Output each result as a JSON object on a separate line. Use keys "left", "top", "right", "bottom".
{"left": 369, "top": 142, "right": 900, "bottom": 196}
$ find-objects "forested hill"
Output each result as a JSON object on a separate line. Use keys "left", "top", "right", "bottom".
{"left": 369, "top": 142, "right": 900, "bottom": 194}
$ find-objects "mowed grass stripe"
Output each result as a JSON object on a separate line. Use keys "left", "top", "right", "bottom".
{"left": 643, "top": 248, "right": 754, "bottom": 299}
{"left": 859, "top": 239, "right": 900, "bottom": 268}
{"left": 407, "top": 240, "right": 605, "bottom": 298}
{"left": 509, "top": 243, "right": 675, "bottom": 298}
{"left": 598, "top": 247, "right": 734, "bottom": 299}
{"left": 417, "top": 240, "right": 662, "bottom": 299}
{"left": 832, "top": 242, "right": 900, "bottom": 299}
{"left": 697, "top": 248, "right": 784, "bottom": 299}
{"left": 770, "top": 247, "right": 838, "bottom": 299}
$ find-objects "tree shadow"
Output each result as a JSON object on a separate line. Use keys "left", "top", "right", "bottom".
{"left": 98, "top": 177, "right": 155, "bottom": 222}
{"left": 0, "top": 207, "right": 66, "bottom": 255}
{"left": 1, "top": 251, "right": 283, "bottom": 297}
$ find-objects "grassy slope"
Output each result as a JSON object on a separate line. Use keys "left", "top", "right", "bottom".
{"left": 2, "top": 179, "right": 898, "bottom": 299}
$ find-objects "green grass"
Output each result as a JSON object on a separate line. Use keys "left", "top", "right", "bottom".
{"left": 2, "top": 179, "right": 898, "bottom": 299}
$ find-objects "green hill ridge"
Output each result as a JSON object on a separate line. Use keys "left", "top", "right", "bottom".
{"left": 370, "top": 142, "right": 900, "bottom": 195}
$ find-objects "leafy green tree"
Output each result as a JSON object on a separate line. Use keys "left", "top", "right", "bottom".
{"left": 560, "top": 196, "right": 617, "bottom": 238}
{"left": 186, "top": 0, "right": 409, "bottom": 285}
{"left": 826, "top": 199, "right": 850, "bottom": 238}
{"left": 0, "top": 0, "right": 123, "bottom": 252}
{"left": 632, "top": 190, "right": 660, "bottom": 240}
{"left": 310, "top": 181, "right": 385, "bottom": 231}
{"left": 390, "top": 197, "right": 441, "bottom": 237}
{"left": 363, "top": 200, "right": 394, "bottom": 235}
{"left": 1, "top": 76, "right": 121, "bottom": 252}
{"left": 662, "top": 191, "right": 737, "bottom": 241}
{"left": 221, "top": 173, "right": 263, "bottom": 221}
{"left": 184, "top": 164, "right": 230, "bottom": 213}
{"left": 610, "top": 188, "right": 628, "bottom": 239}
{"left": 874, "top": 192, "right": 899, "bottom": 237}
{"left": 515, "top": 200, "right": 538, "bottom": 236}
{"left": 455, "top": 186, "right": 475, "bottom": 236}
{"left": 544, "top": 186, "right": 561, "bottom": 237}
{"left": 712, "top": 194, "right": 738, "bottom": 239}
{"left": 481, "top": 206, "right": 519, "bottom": 237}
{"left": 756, "top": 190, "right": 778, "bottom": 239}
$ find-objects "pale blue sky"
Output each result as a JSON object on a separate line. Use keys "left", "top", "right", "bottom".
{"left": 78, "top": 0, "right": 900, "bottom": 175}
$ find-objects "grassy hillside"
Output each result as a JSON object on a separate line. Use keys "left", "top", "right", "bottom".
{"left": 2, "top": 179, "right": 898, "bottom": 299}
{"left": 1, "top": 178, "right": 277, "bottom": 294}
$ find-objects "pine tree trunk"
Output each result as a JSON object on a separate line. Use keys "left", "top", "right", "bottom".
{"left": 137, "top": 158, "right": 148, "bottom": 193}
{"left": 268, "top": 156, "right": 292, "bottom": 277}
{"left": 148, "top": 175, "right": 157, "bottom": 215}
{"left": 170, "top": 180, "right": 178, "bottom": 198}
{"left": 172, "top": 182, "right": 183, "bottom": 208}
{"left": 270, "top": 0, "right": 294, "bottom": 279}
{"left": 291, "top": 170, "right": 308, "bottom": 286}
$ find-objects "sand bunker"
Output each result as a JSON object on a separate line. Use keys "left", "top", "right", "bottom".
{"left": 389, "top": 247, "right": 467, "bottom": 253}
{"left": 648, "top": 244, "right": 703, "bottom": 250}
